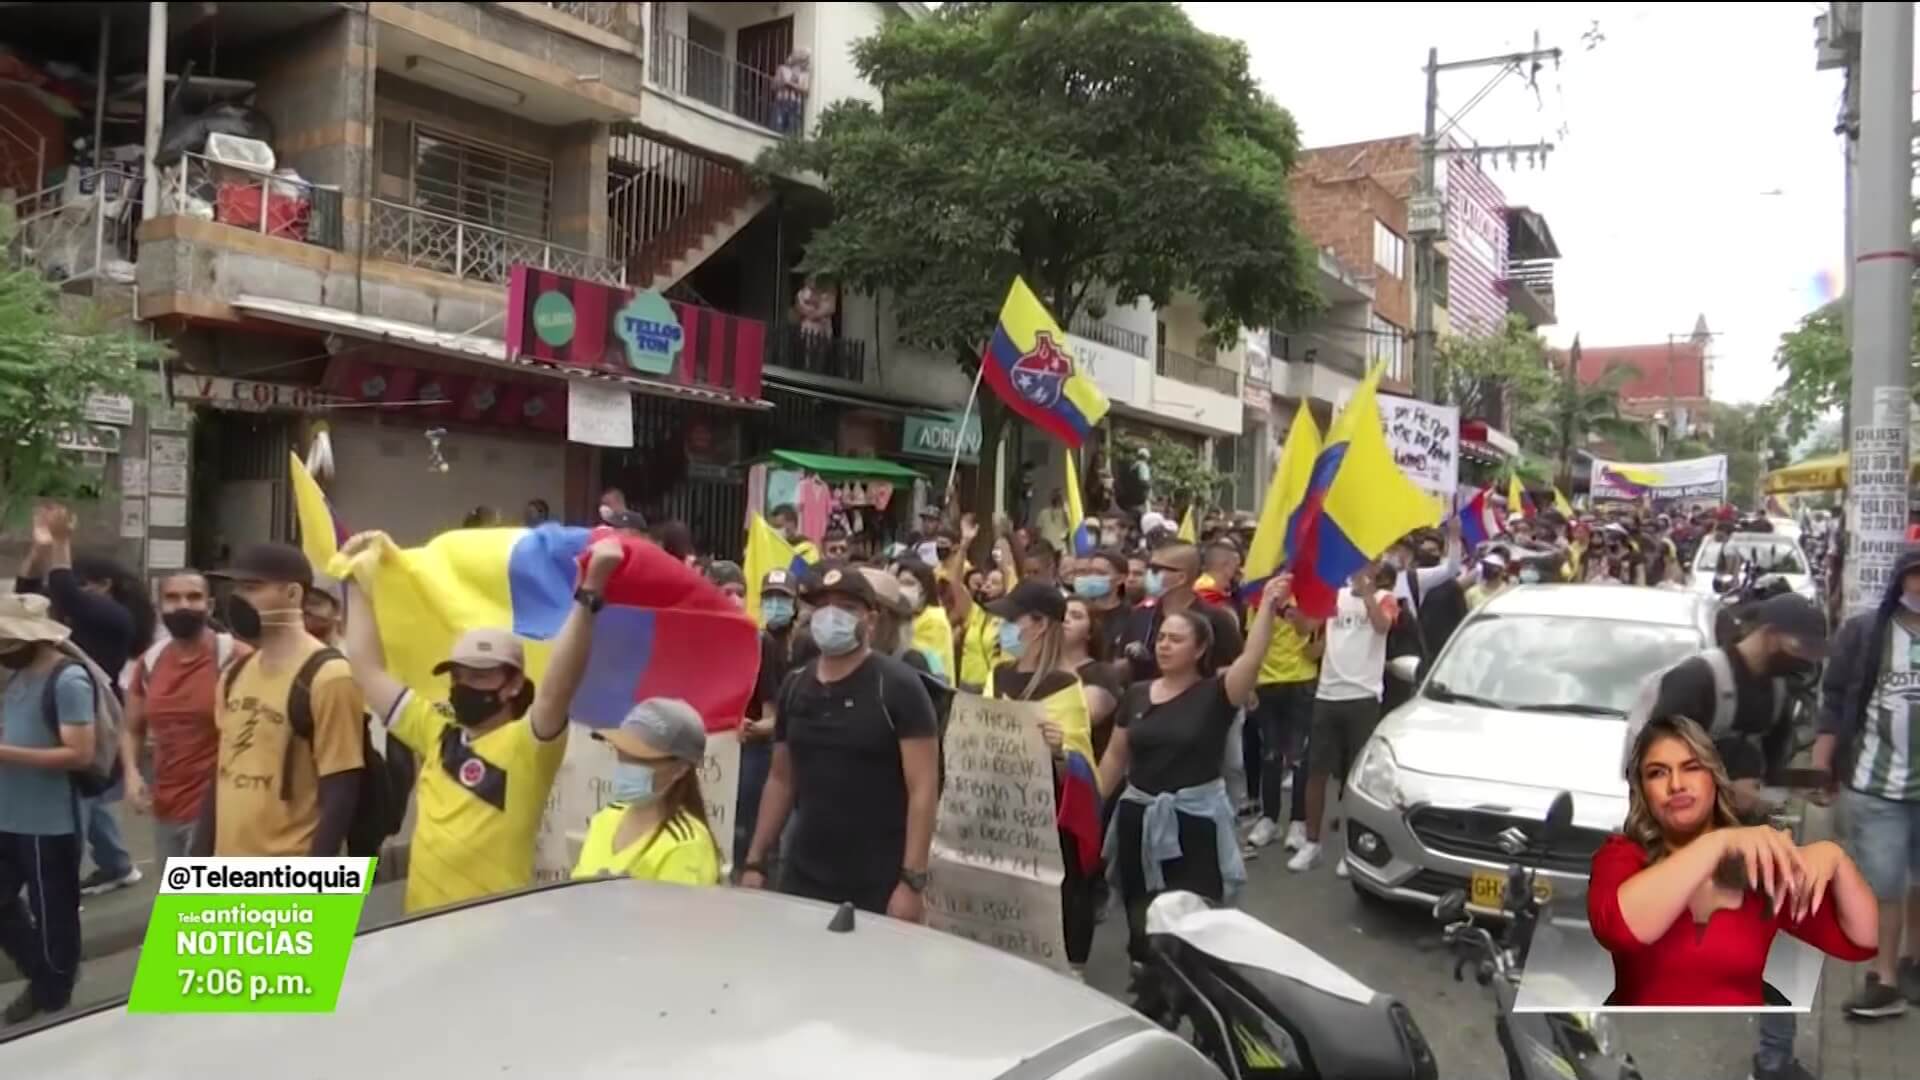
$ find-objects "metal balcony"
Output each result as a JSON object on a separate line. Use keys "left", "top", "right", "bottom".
{"left": 768, "top": 322, "right": 867, "bottom": 383}
{"left": 1156, "top": 348, "right": 1238, "bottom": 395}
{"left": 1069, "top": 313, "right": 1150, "bottom": 358}
{"left": 367, "top": 199, "right": 622, "bottom": 286}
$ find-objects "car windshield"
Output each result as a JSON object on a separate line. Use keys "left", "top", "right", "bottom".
{"left": 1424, "top": 615, "right": 1703, "bottom": 715}
{"left": 1700, "top": 539, "right": 1807, "bottom": 576}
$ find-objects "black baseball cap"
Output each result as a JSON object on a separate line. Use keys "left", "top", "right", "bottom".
{"left": 1751, "top": 594, "right": 1830, "bottom": 657}
{"left": 209, "top": 543, "right": 314, "bottom": 590}
{"left": 800, "top": 562, "right": 876, "bottom": 610}
{"left": 987, "top": 580, "right": 1067, "bottom": 622}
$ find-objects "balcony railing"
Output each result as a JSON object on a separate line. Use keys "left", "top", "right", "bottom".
{"left": 768, "top": 322, "right": 867, "bottom": 382}
{"left": 538, "top": 2, "right": 640, "bottom": 39}
{"left": 1070, "top": 313, "right": 1150, "bottom": 359}
{"left": 648, "top": 26, "right": 804, "bottom": 135}
{"left": 607, "top": 130, "right": 755, "bottom": 284}
{"left": 1508, "top": 257, "right": 1555, "bottom": 297}
{"left": 1156, "top": 348, "right": 1238, "bottom": 395}
{"left": 160, "top": 152, "right": 344, "bottom": 249}
{"left": 6, "top": 166, "right": 142, "bottom": 284}
{"left": 1278, "top": 331, "right": 1368, "bottom": 380}
{"left": 367, "top": 199, "right": 623, "bottom": 287}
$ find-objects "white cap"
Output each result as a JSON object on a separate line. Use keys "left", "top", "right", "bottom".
{"left": 1141, "top": 511, "right": 1171, "bottom": 535}
{"left": 1481, "top": 553, "right": 1508, "bottom": 570}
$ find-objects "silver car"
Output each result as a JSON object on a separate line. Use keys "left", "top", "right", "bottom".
{"left": 0, "top": 879, "right": 1219, "bottom": 1079}
{"left": 1341, "top": 584, "right": 1717, "bottom": 913}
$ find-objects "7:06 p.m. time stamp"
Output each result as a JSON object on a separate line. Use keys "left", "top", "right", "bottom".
{"left": 177, "top": 968, "right": 313, "bottom": 1002}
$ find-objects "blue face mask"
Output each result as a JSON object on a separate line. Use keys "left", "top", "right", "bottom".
{"left": 761, "top": 597, "right": 795, "bottom": 629}
{"left": 610, "top": 762, "right": 661, "bottom": 805}
{"left": 1144, "top": 570, "right": 1168, "bottom": 599}
{"left": 998, "top": 619, "right": 1027, "bottom": 659}
{"left": 811, "top": 605, "right": 863, "bottom": 656}
{"left": 1074, "top": 575, "right": 1113, "bottom": 600}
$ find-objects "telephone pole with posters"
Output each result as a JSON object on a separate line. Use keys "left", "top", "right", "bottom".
{"left": 1410, "top": 34, "right": 1563, "bottom": 402}
{"left": 1843, "top": 1, "right": 1912, "bottom": 616}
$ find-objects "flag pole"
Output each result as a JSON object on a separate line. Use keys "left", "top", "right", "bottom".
{"left": 945, "top": 347, "right": 988, "bottom": 504}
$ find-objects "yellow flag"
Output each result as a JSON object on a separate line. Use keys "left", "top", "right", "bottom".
{"left": 1247, "top": 410, "right": 1324, "bottom": 585}
{"left": 1178, "top": 506, "right": 1198, "bottom": 543}
{"left": 1554, "top": 486, "right": 1574, "bottom": 518}
{"left": 289, "top": 453, "right": 339, "bottom": 573}
{"left": 743, "top": 514, "right": 803, "bottom": 626}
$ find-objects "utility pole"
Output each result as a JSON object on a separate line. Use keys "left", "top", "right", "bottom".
{"left": 1844, "top": 0, "right": 1912, "bottom": 615}
{"left": 1818, "top": 3, "right": 1863, "bottom": 451}
{"left": 1410, "top": 35, "right": 1563, "bottom": 402}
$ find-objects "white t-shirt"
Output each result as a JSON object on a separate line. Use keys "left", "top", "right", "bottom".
{"left": 1318, "top": 588, "right": 1399, "bottom": 702}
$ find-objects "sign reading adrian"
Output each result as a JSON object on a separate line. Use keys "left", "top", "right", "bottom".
{"left": 614, "top": 290, "right": 684, "bottom": 376}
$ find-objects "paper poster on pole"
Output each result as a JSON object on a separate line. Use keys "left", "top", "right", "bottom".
{"left": 924, "top": 694, "right": 1070, "bottom": 974}
{"left": 121, "top": 457, "right": 148, "bottom": 497}
{"left": 1378, "top": 395, "right": 1459, "bottom": 496}
{"left": 119, "top": 500, "right": 146, "bottom": 539}
{"left": 1847, "top": 388, "right": 1909, "bottom": 613}
{"left": 566, "top": 381, "right": 635, "bottom": 448}
{"left": 1588, "top": 454, "right": 1728, "bottom": 502}
{"left": 533, "top": 725, "right": 742, "bottom": 883}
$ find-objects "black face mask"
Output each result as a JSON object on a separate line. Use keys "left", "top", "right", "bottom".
{"left": 1770, "top": 653, "right": 1818, "bottom": 679}
{"left": 226, "top": 596, "right": 262, "bottom": 640}
{"left": 162, "top": 609, "right": 208, "bottom": 640}
{"left": 448, "top": 683, "right": 506, "bottom": 727}
{"left": 0, "top": 648, "right": 36, "bottom": 671}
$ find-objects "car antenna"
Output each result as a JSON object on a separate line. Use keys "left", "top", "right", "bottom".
{"left": 827, "top": 901, "right": 857, "bottom": 933}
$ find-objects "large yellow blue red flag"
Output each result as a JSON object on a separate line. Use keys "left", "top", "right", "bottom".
{"left": 289, "top": 453, "right": 341, "bottom": 574}
{"left": 1063, "top": 451, "right": 1095, "bottom": 557}
{"left": 1285, "top": 364, "right": 1444, "bottom": 618}
{"left": 1240, "top": 409, "right": 1323, "bottom": 601}
{"left": 330, "top": 526, "right": 758, "bottom": 732}
{"left": 743, "top": 513, "right": 808, "bottom": 626}
{"left": 980, "top": 277, "right": 1110, "bottom": 447}
{"left": 1178, "top": 506, "right": 1198, "bottom": 544}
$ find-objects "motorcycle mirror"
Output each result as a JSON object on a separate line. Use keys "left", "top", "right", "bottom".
{"left": 1542, "top": 791, "right": 1574, "bottom": 845}
{"left": 1387, "top": 655, "right": 1421, "bottom": 686}
{"left": 1432, "top": 890, "right": 1468, "bottom": 922}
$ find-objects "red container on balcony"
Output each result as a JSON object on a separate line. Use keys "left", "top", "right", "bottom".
{"left": 214, "top": 182, "right": 310, "bottom": 241}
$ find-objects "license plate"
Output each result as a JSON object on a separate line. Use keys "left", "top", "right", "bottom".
{"left": 1469, "top": 868, "right": 1552, "bottom": 909}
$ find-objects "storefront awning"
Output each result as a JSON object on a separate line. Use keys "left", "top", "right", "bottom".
{"left": 762, "top": 365, "right": 951, "bottom": 418}
{"left": 765, "top": 449, "right": 927, "bottom": 482}
{"left": 231, "top": 295, "right": 772, "bottom": 412}
{"left": 1763, "top": 451, "right": 1920, "bottom": 494}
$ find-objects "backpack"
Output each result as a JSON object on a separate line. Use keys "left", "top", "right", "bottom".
{"left": 38, "top": 645, "right": 126, "bottom": 798}
{"left": 138, "top": 632, "right": 238, "bottom": 681}
{"left": 222, "top": 649, "right": 403, "bottom": 858}
{"left": 1621, "top": 648, "right": 1786, "bottom": 775}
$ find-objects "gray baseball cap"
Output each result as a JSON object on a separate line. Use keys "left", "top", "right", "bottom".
{"left": 592, "top": 698, "right": 707, "bottom": 765}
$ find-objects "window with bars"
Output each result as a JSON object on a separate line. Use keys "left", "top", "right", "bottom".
{"left": 1373, "top": 219, "right": 1406, "bottom": 278}
{"left": 1369, "top": 312, "right": 1409, "bottom": 382}
{"left": 411, "top": 127, "right": 553, "bottom": 240}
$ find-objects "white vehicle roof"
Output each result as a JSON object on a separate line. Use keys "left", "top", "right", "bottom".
{"left": 0, "top": 880, "right": 1175, "bottom": 1080}
{"left": 1476, "top": 582, "right": 1716, "bottom": 629}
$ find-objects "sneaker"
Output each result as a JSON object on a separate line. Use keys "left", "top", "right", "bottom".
{"left": 1247, "top": 818, "right": 1280, "bottom": 848}
{"left": 1335, "top": 858, "right": 1350, "bottom": 880}
{"left": 1283, "top": 821, "right": 1308, "bottom": 851}
{"left": 1286, "top": 841, "right": 1323, "bottom": 872}
{"left": 1240, "top": 841, "right": 1260, "bottom": 862}
{"left": 79, "top": 865, "right": 142, "bottom": 897}
{"left": 1844, "top": 973, "right": 1909, "bottom": 1019}
{"left": 1899, "top": 957, "right": 1920, "bottom": 1005}
{"left": 1747, "top": 1054, "right": 1816, "bottom": 1080}
{"left": 2, "top": 989, "right": 40, "bottom": 1026}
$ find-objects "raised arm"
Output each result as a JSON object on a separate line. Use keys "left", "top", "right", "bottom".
{"left": 336, "top": 531, "right": 406, "bottom": 721}
{"left": 947, "top": 515, "right": 979, "bottom": 624}
{"left": 1226, "top": 575, "right": 1289, "bottom": 705}
{"left": 525, "top": 538, "right": 625, "bottom": 741}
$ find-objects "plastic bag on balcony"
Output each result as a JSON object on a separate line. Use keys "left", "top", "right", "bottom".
{"left": 156, "top": 104, "right": 275, "bottom": 166}
{"left": 204, "top": 132, "right": 276, "bottom": 174}
{"left": 156, "top": 160, "right": 214, "bottom": 220}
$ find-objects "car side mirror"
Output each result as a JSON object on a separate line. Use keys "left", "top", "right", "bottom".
{"left": 1387, "top": 655, "right": 1421, "bottom": 686}
{"left": 1432, "top": 890, "right": 1468, "bottom": 922}
{"left": 1542, "top": 791, "right": 1574, "bottom": 846}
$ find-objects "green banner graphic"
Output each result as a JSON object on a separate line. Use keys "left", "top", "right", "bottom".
{"left": 127, "top": 858, "right": 376, "bottom": 1014}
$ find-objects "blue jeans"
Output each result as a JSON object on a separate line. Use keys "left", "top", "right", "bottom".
{"left": 1755, "top": 1011, "right": 1795, "bottom": 1073}
{"left": 734, "top": 740, "right": 773, "bottom": 878}
{"left": 81, "top": 778, "right": 132, "bottom": 880}
{"left": 1843, "top": 786, "right": 1920, "bottom": 898}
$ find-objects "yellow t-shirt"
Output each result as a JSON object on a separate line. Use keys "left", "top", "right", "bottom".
{"left": 387, "top": 691, "right": 569, "bottom": 913}
{"left": 1256, "top": 616, "right": 1319, "bottom": 685}
{"left": 912, "top": 605, "right": 955, "bottom": 683}
{"left": 959, "top": 605, "right": 1001, "bottom": 689}
{"left": 571, "top": 805, "right": 721, "bottom": 886}
{"left": 214, "top": 643, "right": 366, "bottom": 857}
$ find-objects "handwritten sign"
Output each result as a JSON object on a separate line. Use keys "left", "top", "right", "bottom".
{"left": 1380, "top": 395, "right": 1458, "bottom": 496}
{"left": 533, "top": 726, "right": 741, "bottom": 883}
{"left": 566, "top": 380, "right": 634, "bottom": 449}
{"left": 925, "top": 694, "right": 1069, "bottom": 973}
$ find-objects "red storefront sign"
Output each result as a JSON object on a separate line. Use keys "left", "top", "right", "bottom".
{"left": 321, "top": 358, "right": 567, "bottom": 435}
{"left": 506, "top": 265, "right": 764, "bottom": 402}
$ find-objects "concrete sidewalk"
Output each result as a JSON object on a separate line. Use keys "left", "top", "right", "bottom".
{"left": 1799, "top": 801, "right": 1914, "bottom": 1080}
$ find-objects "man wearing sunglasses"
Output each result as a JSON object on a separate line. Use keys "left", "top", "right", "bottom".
{"left": 1116, "top": 543, "right": 1244, "bottom": 682}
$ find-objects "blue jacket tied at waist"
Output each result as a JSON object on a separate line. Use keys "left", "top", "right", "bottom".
{"left": 1103, "top": 778, "right": 1245, "bottom": 903}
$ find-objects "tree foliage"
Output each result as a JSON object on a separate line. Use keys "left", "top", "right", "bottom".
{"left": 764, "top": 2, "right": 1320, "bottom": 515}
{"left": 0, "top": 236, "right": 167, "bottom": 525}
{"left": 1675, "top": 401, "right": 1791, "bottom": 508}
{"left": 1771, "top": 294, "right": 1920, "bottom": 442}
{"left": 1433, "top": 315, "right": 1558, "bottom": 448}
{"left": 1122, "top": 433, "right": 1223, "bottom": 520}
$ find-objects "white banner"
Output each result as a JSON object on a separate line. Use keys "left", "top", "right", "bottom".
{"left": 924, "top": 694, "right": 1070, "bottom": 973}
{"left": 566, "top": 381, "right": 635, "bottom": 448}
{"left": 534, "top": 726, "right": 742, "bottom": 882}
{"left": 1589, "top": 454, "right": 1728, "bottom": 502}
{"left": 1379, "top": 395, "right": 1459, "bottom": 496}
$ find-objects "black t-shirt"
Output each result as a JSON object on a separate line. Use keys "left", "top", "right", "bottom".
{"left": 1650, "top": 649, "right": 1777, "bottom": 781}
{"left": 776, "top": 652, "right": 938, "bottom": 887}
{"left": 747, "top": 628, "right": 799, "bottom": 719}
{"left": 1116, "top": 675, "right": 1238, "bottom": 794}
{"left": 1120, "top": 600, "right": 1245, "bottom": 682}
{"left": 1077, "top": 659, "right": 1124, "bottom": 759}
{"left": 991, "top": 665, "right": 1077, "bottom": 703}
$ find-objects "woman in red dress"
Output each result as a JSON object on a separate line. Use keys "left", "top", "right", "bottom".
{"left": 1588, "top": 716, "right": 1878, "bottom": 1006}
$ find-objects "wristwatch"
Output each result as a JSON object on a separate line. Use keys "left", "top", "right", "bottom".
{"left": 899, "top": 868, "right": 930, "bottom": 893}
{"left": 573, "top": 588, "right": 605, "bottom": 614}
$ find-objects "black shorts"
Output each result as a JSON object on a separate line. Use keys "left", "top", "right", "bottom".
{"left": 1309, "top": 696, "right": 1382, "bottom": 780}
{"left": 1252, "top": 680, "right": 1316, "bottom": 758}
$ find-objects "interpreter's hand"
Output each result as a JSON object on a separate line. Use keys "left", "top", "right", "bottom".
{"left": 1039, "top": 718, "right": 1064, "bottom": 753}
{"left": 1718, "top": 824, "right": 1808, "bottom": 913}
{"left": 1263, "top": 574, "right": 1293, "bottom": 613}
{"left": 738, "top": 868, "right": 768, "bottom": 890}
{"left": 1790, "top": 840, "right": 1849, "bottom": 922}
{"left": 887, "top": 881, "right": 927, "bottom": 924}
{"left": 584, "top": 538, "right": 625, "bottom": 589}
{"left": 124, "top": 774, "right": 151, "bottom": 815}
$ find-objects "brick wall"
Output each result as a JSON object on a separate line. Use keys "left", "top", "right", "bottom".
{"left": 1289, "top": 136, "right": 1421, "bottom": 329}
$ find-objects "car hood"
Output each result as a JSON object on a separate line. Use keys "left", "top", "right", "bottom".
{"left": 1379, "top": 698, "right": 1631, "bottom": 801}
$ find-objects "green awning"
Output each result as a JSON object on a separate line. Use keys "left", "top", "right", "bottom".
{"left": 766, "top": 449, "right": 926, "bottom": 482}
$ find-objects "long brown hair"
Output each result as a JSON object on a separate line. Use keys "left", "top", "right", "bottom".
{"left": 1015, "top": 615, "right": 1068, "bottom": 701}
{"left": 1621, "top": 716, "right": 1742, "bottom": 863}
{"left": 635, "top": 763, "right": 722, "bottom": 868}
{"left": 1065, "top": 597, "right": 1109, "bottom": 663}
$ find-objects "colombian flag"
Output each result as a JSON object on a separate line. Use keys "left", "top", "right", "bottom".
{"left": 1285, "top": 365, "right": 1444, "bottom": 619}
{"left": 1507, "top": 473, "right": 1536, "bottom": 520}
{"left": 1064, "top": 451, "right": 1096, "bottom": 557}
{"left": 1456, "top": 485, "right": 1501, "bottom": 550}
{"left": 744, "top": 513, "right": 810, "bottom": 626}
{"left": 330, "top": 526, "right": 758, "bottom": 732}
{"left": 980, "top": 277, "right": 1109, "bottom": 448}
{"left": 1239, "top": 410, "right": 1322, "bottom": 603}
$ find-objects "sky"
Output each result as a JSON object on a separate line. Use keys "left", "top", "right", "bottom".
{"left": 1181, "top": 1, "right": 1852, "bottom": 405}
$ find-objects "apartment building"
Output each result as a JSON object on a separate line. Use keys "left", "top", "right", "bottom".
{"left": 4, "top": 1, "right": 973, "bottom": 570}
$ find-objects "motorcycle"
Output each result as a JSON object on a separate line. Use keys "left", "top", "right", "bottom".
{"left": 1431, "top": 791, "right": 1643, "bottom": 1080}
{"left": 1137, "top": 890, "right": 1439, "bottom": 1079}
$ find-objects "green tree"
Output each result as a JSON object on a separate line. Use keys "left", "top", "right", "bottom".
{"left": 1551, "top": 358, "right": 1645, "bottom": 487}
{"left": 1771, "top": 294, "right": 1920, "bottom": 442}
{"left": 1682, "top": 401, "right": 1791, "bottom": 508}
{"left": 0, "top": 235, "right": 167, "bottom": 525}
{"left": 1123, "top": 433, "right": 1223, "bottom": 522}
{"left": 764, "top": 2, "right": 1318, "bottom": 519}
{"left": 1433, "top": 314, "right": 1559, "bottom": 449}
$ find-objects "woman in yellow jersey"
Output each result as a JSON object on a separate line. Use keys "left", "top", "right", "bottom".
{"left": 893, "top": 557, "right": 955, "bottom": 684}
{"left": 573, "top": 699, "right": 721, "bottom": 886}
